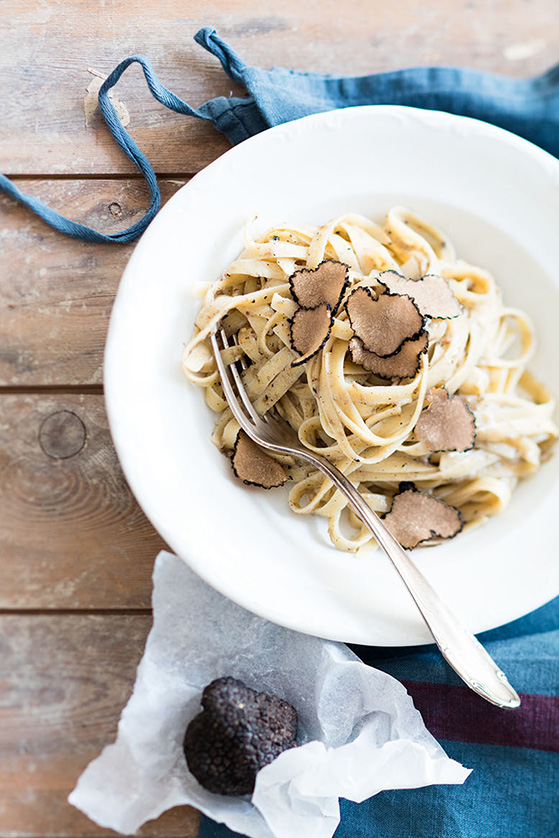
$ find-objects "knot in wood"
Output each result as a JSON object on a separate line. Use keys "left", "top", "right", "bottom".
{"left": 39, "top": 410, "right": 87, "bottom": 460}
{"left": 108, "top": 201, "right": 122, "bottom": 217}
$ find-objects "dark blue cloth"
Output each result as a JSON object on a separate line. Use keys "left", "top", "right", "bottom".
{"left": 3, "top": 27, "right": 559, "bottom": 241}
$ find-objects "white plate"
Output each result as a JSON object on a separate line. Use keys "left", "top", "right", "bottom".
{"left": 105, "top": 106, "right": 559, "bottom": 646}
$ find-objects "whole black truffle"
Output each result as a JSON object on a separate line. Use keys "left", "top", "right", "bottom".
{"left": 183, "top": 676, "right": 298, "bottom": 796}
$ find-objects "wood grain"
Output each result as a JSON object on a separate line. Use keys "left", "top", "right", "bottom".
{"left": 1, "top": 0, "right": 559, "bottom": 175}
{"left": 0, "top": 614, "right": 199, "bottom": 837}
{"left": 0, "top": 394, "right": 166, "bottom": 610}
{"left": 0, "top": 178, "right": 185, "bottom": 387}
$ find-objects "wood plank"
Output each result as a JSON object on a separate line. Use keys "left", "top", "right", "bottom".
{"left": 1, "top": 0, "right": 559, "bottom": 175}
{"left": 0, "top": 614, "right": 200, "bottom": 837}
{"left": 0, "top": 178, "right": 185, "bottom": 387}
{"left": 0, "top": 394, "right": 167, "bottom": 610}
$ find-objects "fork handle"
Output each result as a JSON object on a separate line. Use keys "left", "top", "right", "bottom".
{"left": 305, "top": 452, "right": 520, "bottom": 709}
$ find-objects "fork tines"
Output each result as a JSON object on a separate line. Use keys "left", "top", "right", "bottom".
{"left": 211, "top": 327, "right": 260, "bottom": 428}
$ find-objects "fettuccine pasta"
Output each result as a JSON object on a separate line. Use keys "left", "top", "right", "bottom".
{"left": 182, "top": 207, "right": 557, "bottom": 552}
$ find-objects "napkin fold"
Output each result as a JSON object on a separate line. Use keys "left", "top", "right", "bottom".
{"left": 68, "top": 551, "right": 469, "bottom": 838}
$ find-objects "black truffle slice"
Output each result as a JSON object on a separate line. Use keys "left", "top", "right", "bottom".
{"left": 345, "top": 287, "right": 424, "bottom": 357}
{"left": 382, "top": 483, "right": 463, "bottom": 549}
{"left": 184, "top": 677, "right": 298, "bottom": 796}
{"left": 415, "top": 387, "right": 476, "bottom": 452}
{"left": 289, "top": 260, "right": 349, "bottom": 313}
{"left": 231, "top": 431, "right": 288, "bottom": 489}
{"left": 290, "top": 303, "right": 332, "bottom": 366}
{"left": 348, "top": 330, "right": 428, "bottom": 380}
{"left": 377, "top": 270, "right": 463, "bottom": 319}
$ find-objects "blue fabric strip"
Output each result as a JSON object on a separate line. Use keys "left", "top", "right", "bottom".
{"left": 0, "top": 54, "right": 213, "bottom": 243}
{"left": 3, "top": 27, "right": 559, "bottom": 241}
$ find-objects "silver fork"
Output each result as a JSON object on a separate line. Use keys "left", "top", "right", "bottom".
{"left": 211, "top": 327, "right": 520, "bottom": 709}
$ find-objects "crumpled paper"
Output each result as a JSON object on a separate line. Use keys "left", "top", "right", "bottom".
{"left": 69, "top": 551, "right": 470, "bottom": 838}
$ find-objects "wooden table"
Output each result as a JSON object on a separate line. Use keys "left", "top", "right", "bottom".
{"left": 1, "top": 2, "right": 558, "bottom": 835}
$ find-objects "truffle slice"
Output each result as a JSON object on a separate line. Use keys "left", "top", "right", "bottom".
{"left": 415, "top": 387, "right": 476, "bottom": 452}
{"left": 290, "top": 303, "right": 332, "bottom": 366}
{"left": 184, "top": 677, "right": 298, "bottom": 796}
{"left": 349, "top": 330, "right": 428, "bottom": 380}
{"left": 346, "top": 287, "right": 424, "bottom": 357}
{"left": 383, "top": 483, "right": 463, "bottom": 549}
{"left": 289, "top": 260, "right": 349, "bottom": 313}
{"left": 231, "top": 431, "right": 288, "bottom": 489}
{"left": 377, "top": 270, "right": 463, "bottom": 319}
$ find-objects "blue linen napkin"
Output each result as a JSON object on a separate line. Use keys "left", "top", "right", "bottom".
{"left": 3, "top": 26, "right": 559, "bottom": 241}
{"left": 3, "top": 26, "right": 558, "bottom": 836}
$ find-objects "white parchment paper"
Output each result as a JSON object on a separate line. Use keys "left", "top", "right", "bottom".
{"left": 69, "top": 551, "right": 470, "bottom": 838}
